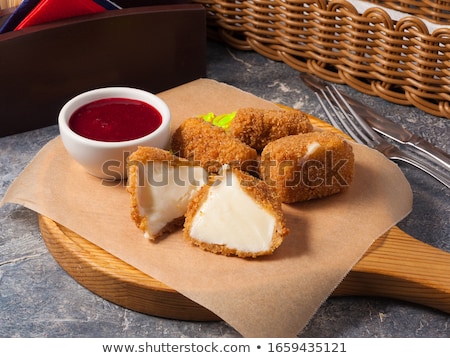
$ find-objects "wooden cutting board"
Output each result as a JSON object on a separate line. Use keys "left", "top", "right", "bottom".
{"left": 38, "top": 116, "right": 450, "bottom": 321}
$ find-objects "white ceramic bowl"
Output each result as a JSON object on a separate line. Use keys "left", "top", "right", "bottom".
{"left": 58, "top": 87, "right": 171, "bottom": 180}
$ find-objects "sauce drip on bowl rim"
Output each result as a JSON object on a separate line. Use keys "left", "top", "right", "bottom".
{"left": 69, "top": 97, "right": 162, "bottom": 142}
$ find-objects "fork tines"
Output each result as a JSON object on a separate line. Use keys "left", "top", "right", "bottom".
{"left": 316, "top": 86, "right": 378, "bottom": 146}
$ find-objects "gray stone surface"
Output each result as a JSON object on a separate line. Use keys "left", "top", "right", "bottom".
{"left": 1, "top": 40, "right": 449, "bottom": 338}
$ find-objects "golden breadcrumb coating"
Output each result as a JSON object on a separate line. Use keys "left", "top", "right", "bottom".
{"left": 260, "top": 132, "right": 355, "bottom": 203}
{"left": 171, "top": 117, "right": 258, "bottom": 174}
{"left": 128, "top": 146, "right": 176, "bottom": 165}
{"left": 184, "top": 168, "right": 289, "bottom": 258}
{"left": 228, "top": 108, "right": 313, "bottom": 151}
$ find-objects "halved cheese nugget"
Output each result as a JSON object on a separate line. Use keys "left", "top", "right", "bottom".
{"left": 184, "top": 166, "right": 289, "bottom": 258}
{"left": 127, "top": 147, "right": 208, "bottom": 240}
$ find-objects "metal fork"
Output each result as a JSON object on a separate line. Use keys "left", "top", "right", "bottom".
{"left": 316, "top": 85, "right": 450, "bottom": 189}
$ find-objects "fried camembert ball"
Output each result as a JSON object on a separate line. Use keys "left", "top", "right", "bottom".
{"left": 228, "top": 108, "right": 313, "bottom": 151}
{"left": 127, "top": 147, "right": 208, "bottom": 240}
{"left": 184, "top": 166, "right": 289, "bottom": 258}
{"left": 171, "top": 117, "right": 257, "bottom": 174}
{"left": 260, "top": 132, "right": 355, "bottom": 203}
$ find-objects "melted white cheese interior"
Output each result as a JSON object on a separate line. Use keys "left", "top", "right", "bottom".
{"left": 189, "top": 170, "right": 276, "bottom": 253}
{"left": 305, "top": 141, "right": 321, "bottom": 157}
{"left": 138, "top": 161, "right": 207, "bottom": 236}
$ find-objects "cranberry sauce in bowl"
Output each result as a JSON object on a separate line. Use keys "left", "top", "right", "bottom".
{"left": 58, "top": 87, "right": 171, "bottom": 180}
{"left": 68, "top": 98, "right": 162, "bottom": 142}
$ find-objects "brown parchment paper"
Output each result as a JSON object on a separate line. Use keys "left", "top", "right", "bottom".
{"left": 1, "top": 79, "right": 413, "bottom": 337}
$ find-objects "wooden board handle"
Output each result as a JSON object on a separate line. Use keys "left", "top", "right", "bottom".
{"left": 334, "top": 226, "right": 450, "bottom": 312}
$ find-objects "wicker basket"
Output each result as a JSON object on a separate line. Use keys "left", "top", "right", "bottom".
{"left": 194, "top": 0, "right": 450, "bottom": 118}
{"left": 364, "top": 0, "right": 450, "bottom": 24}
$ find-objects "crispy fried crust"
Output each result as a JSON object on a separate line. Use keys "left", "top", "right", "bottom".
{"left": 183, "top": 168, "right": 290, "bottom": 258}
{"left": 171, "top": 117, "right": 258, "bottom": 174}
{"left": 228, "top": 108, "right": 313, "bottom": 151}
{"left": 260, "top": 132, "right": 355, "bottom": 203}
{"left": 126, "top": 147, "right": 187, "bottom": 239}
{"left": 128, "top": 109, "right": 355, "bottom": 258}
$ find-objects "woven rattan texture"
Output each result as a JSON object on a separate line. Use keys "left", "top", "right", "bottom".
{"left": 195, "top": 0, "right": 450, "bottom": 118}
{"left": 366, "top": 0, "right": 450, "bottom": 24}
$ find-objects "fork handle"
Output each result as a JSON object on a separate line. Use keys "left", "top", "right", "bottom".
{"left": 409, "top": 134, "right": 450, "bottom": 170}
{"left": 390, "top": 149, "right": 450, "bottom": 188}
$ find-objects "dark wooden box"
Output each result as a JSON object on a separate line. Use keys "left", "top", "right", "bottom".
{"left": 0, "top": 4, "right": 206, "bottom": 136}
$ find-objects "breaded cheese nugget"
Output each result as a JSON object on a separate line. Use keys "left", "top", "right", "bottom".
{"left": 171, "top": 117, "right": 258, "bottom": 173}
{"left": 228, "top": 108, "right": 313, "bottom": 151}
{"left": 127, "top": 147, "right": 208, "bottom": 240}
{"left": 260, "top": 132, "right": 354, "bottom": 203}
{"left": 184, "top": 166, "right": 289, "bottom": 258}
